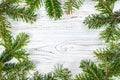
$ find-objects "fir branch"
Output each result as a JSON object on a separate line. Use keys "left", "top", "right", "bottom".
{"left": 0, "top": 51, "right": 12, "bottom": 63}
{"left": 94, "top": 0, "right": 115, "bottom": 15}
{"left": 3, "top": 5, "right": 37, "bottom": 23}
{"left": 99, "top": 19, "right": 120, "bottom": 42}
{"left": 84, "top": 0, "right": 120, "bottom": 42}
{"left": 4, "top": 60, "right": 35, "bottom": 80}
{"left": 94, "top": 42, "right": 120, "bottom": 63}
{"left": 45, "top": 0, "right": 63, "bottom": 19}
{"left": 30, "top": 72, "right": 43, "bottom": 80}
{"left": 0, "top": 18, "right": 13, "bottom": 62}
{"left": 13, "top": 49, "right": 29, "bottom": 61}
{"left": 30, "top": 72, "right": 54, "bottom": 80}
{"left": 110, "top": 58, "right": 120, "bottom": 76}
{"left": 0, "top": 0, "right": 40, "bottom": 79}
{"left": 100, "top": 25, "right": 120, "bottom": 42}
{"left": 76, "top": 73, "right": 93, "bottom": 80}
{"left": 83, "top": 14, "right": 115, "bottom": 29}
{"left": 53, "top": 64, "right": 72, "bottom": 80}
{"left": 12, "top": 32, "right": 29, "bottom": 51}
{"left": 94, "top": 48, "right": 113, "bottom": 62}
{"left": 43, "top": 73, "right": 54, "bottom": 80}
{"left": 0, "top": 0, "right": 19, "bottom": 6}
{"left": 25, "top": 0, "right": 43, "bottom": 11}
{"left": 0, "top": 16, "right": 12, "bottom": 50}
{"left": 80, "top": 60, "right": 103, "bottom": 80}
{"left": 0, "top": 33, "right": 29, "bottom": 63}
{"left": 64, "top": 0, "right": 84, "bottom": 14}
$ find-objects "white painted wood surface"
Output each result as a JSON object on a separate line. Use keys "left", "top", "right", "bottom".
{"left": 8, "top": 0, "right": 120, "bottom": 75}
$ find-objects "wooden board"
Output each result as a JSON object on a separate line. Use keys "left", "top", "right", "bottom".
{"left": 7, "top": 1, "right": 120, "bottom": 75}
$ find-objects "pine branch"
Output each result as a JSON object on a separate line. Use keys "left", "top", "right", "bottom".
{"left": 30, "top": 72, "right": 54, "bottom": 80}
{"left": 25, "top": 0, "right": 43, "bottom": 11}
{"left": 94, "top": 0, "right": 116, "bottom": 15}
{"left": 84, "top": 0, "right": 120, "bottom": 42}
{"left": 13, "top": 49, "right": 29, "bottom": 61}
{"left": 0, "top": 16, "right": 12, "bottom": 50}
{"left": 43, "top": 73, "right": 54, "bottom": 80}
{"left": 0, "top": 0, "right": 19, "bottom": 6}
{"left": 76, "top": 73, "right": 93, "bottom": 80}
{"left": 30, "top": 64, "right": 72, "bottom": 80}
{"left": 76, "top": 41, "right": 120, "bottom": 79}
{"left": 3, "top": 60, "right": 35, "bottom": 80}
{"left": 100, "top": 25, "right": 120, "bottom": 42}
{"left": 53, "top": 64, "right": 72, "bottom": 80}
{"left": 0, "top": 0, "right": 40, "bottom": 79}
{"left": 12, "top": 32, "right": 29, "bottom": 51}
{"left": 80, "top": 60, "right": 103, "bottom": 80}
{"left": 45, "top": 0, "right": 63, "bottom": 20}
{"left": 30, "top": 72, "right": 43, "bottom": 80}
{"left": 64, "top": 0, "right": 84, "bottom": 14}
{"left": 0, "top": 33, "right": 29, "bottom": 63}
{"left": 94, "top": 42, "right": 120, "bottom": 62}
{"left": 83, "top": 14, "right": 114, "bottom": 29}
{"left": 3, "top": 5, "right": 37, "bottom": 23}
{"left": 110, "top": 58, "right": 120, "bottom": 77}
{"left": 84, "top": 13, "right": 120, "bottom": 42}
{"left": 0, "top": 16, "right": 13, "bottom": 63}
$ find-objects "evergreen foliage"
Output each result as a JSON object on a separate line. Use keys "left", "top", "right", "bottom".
{"left": 45, "top": 0, "right": 63, "bottom": 20}
{"left": 75, "top": 0, "right": 120, "bottom": 80}
{"left": 29, "top": 64, "right": 72, "bottom": 80}
{"left": 0, "top": 22, "right": 35, "bottom": 79}
{"left": 64, "top": 0, "right": 84, "bottom": 14}
{"left": 39, "top": 0, "right": 84, "bottom": 19}
{"left": 84, "top": 0, "right": 120, "bottom": 42}
{"left": 1, "top": 0, "right": 120, "bottom": 80}
{"left": 75, "top": 42, "right": 120, "bottom": 80}
{"left": 30, "top": 72, "right": 53, "bottom": 80}
{"left": 0, "top": 0, "right": 40, "bottom": 79}
{"left": 53, "top": 64, "right": 72, "bottom": 80}
{"left": 0, "top": 0, "right": 40, "bottom": 23}
{"left": 0, "top": 0, "right": 77, "bottom": 79}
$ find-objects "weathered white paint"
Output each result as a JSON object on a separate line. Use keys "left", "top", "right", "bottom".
{"left": 5, "top": 0, "right": 120, "bottom": 77}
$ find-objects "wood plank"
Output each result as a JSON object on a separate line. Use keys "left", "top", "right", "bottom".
{"left": 6, "top": 0, "right": 120, "bottom": 76}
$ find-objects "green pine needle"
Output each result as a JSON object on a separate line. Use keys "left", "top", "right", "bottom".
{"left": 84, "top": 0, "right": 120, "bottom": 42}
{"left": 64, "top": 0, "right": 84, "bottom": 14}
{"left": 45, "top": 0, "right": 63, "bottom": 20}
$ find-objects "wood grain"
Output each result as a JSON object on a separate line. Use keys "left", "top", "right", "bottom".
{"left": 5, "top": 1, "right": 120, "bottom": 75}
